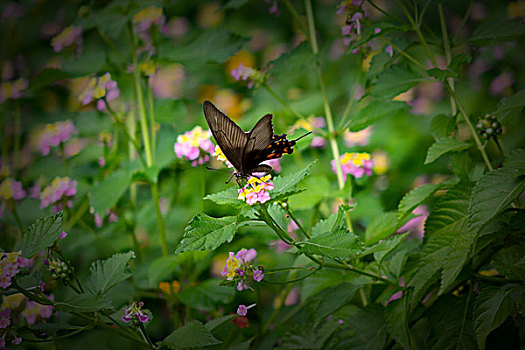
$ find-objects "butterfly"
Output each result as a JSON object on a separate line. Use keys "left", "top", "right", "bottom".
{"left": 203, "top": 100, "right": 311, "bottom": 179}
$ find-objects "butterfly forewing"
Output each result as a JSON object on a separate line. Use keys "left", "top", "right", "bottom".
{"left": 242, "top": 114, "right": 274, "bottom": 173}
{"left": 203, "top": 100, "right": 247, "bottom": 171}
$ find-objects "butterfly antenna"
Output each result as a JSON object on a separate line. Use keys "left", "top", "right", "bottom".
{"left": 206, "top": 166, "right": 235, "bottom": 174}
{"left": 293, "top": 131, "right": 313, "bottom": 142}
{"left": 225, "top": 172, "right": 236, "bottom": 184}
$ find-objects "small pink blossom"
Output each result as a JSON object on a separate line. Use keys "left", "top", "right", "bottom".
{"left": 51, "top": 26, "right": 82, "bottom": 54}
{"left": 39, "top": 177, "right": 77, "bottom": 212}
{"left": 333, "top": 152, "right": 374, "bottom": 181}
{"left": 174, "top": 126, "right": 215, "bottom": 166}
{"left": 253, "top": 268, "right": 264, "bottom": 282}
{"left": 122, "top": 301, "right": 150, "bottom": 323}
{"left": 237, "top": 304, "right": 248, "bottom": 316}
{"left": 36, "top": 120, "right": 77, "bottom": 156}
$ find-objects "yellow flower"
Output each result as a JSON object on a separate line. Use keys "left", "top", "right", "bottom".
{"left": 508, "top": 1, "right": 525, "bottom": 18}
{"left": 0, "top": 179, "right": 13, "bottom": 200}
{"left": 2, "top": 293, "right": 25, "bottom": 309}
{"left": 132, "top": 7, "right": 163, "bottom": 24}
{"left": 158, "top": 281, "right": 181, "bottom": 294}
{"left": 214, "top": 146, "right": 227, "bottom": 162}
{"left": 6, "top": 251, "right": 20, "bottom": 264}
{"left": 372, "top": 151, "right": 390, "bottom": 175}
{"left": 341, "top": 152, "right": 371, "bottom": 167}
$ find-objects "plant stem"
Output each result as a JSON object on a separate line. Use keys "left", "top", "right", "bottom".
{"left": 260, "top": 204, "right": 293, "bottom": 244}
{"left": 338, "top": 66, "right": 362, "bottom": 130}
{"left": 145, "top": 77, "right": 157, "bottom": 157}
{"left": 493, "top": 135, "right": 505, "bottom": 158}
{"left": 322, "top": 262, "right": 396, "bottom": 285}
{"left": 151, "top": 182, "right": 169, "bottom": 256}
{"left": 282, "top": 0, "right": 308, "bottom": 38}
{"left": 13, "top": 100, "right": 21, "bottom": 174}
{"left": 381, "top": 38, "right": 427, "bottom": 70}
{"left": 64, "top": 197, "right": 89, "bottom": 230}
{"left": 304, "top": 0, "right": 353, "bottom": 232}
{"left": 438, "top": 4, "right": 457, "bottom": 116}
{"left": 366, "top": 0, "right": 406, "bottom": 24}
{"left": 282, "top": 203, "right": 310, "bottom": 239}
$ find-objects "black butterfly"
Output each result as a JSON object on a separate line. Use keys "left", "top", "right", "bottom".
{"left": 203, "top": 100, "right": 311, "bottom": 178}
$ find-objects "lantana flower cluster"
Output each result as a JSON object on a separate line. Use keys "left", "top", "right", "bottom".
{"left": 344, "top": 126, "right": 372, "bottom": 147}
{"left": 132, "top": 6, "right": 166, "bottom": 57}
{"left": 39, "top": 177, "right": 77, "bottom": 213}
{"left": 174, "top": 126, "right": 215, "bottom": 166}
{"left": 222, "top": 249, "right": 264, "bottom": 291}
{"left": 0, "top": 178, "right": 26, "bottom": 218}
{"left": 50, "top": 25, "right": 83, "bottom": 54}
{"left": 92, "top": 208, "right": 118, "bottom": 228}
{"left": 238, "top": 175, "right": 275, "bottom": 205}
{"left": 214, "top": 146, "right": 233, "bottom": 168}
{"left": 122, "top": 301, "right": 151, "bottom": 324}
{"left": 0, "top": 252, "right": 33, "bottom": 289}
{"left": 0, "top": 78, "right": 28, "bottom": 104}
{"left": 35, "top": 120, "right": 77, "bottom": 156}
{"left": 333, "top": 152, "right": 374, "bottom": 180}
{"left": 79, "top": 73, "right": 120, "bottom": 111}
{"left": 231, "top": 63, "right": 259, "bottom": 88}
{"left": 337, "top": 0, "right": 368, "bottom": 50}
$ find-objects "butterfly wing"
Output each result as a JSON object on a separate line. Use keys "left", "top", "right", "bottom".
{"left": 203, "top": 100, "right": 247, "bottom": 171}
{"left": 242, "top": 114, "right": 274, "bottom": 174}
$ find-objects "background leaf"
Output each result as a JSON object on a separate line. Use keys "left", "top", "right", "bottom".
{"left": 176, "top": 214, "right": 237, "bottom": 253}
{"left": 160, "top": 320, "right": 222, "bottom": 349}
{"left": 364, "top": 212, "right": 398, "bottom": 245}
{"left": 90, "top": 168, "right": 133, "bottom": 216}
{"left": 298, "top": 227, "right": 364, "bottom": 260}
{"left": 86, "top": 251, "right": 135, "bottom": 295}
{"left": 425, "top": 137, "right": 471, "bottom": 164}
{"left": 16, "top": 212, "right": 63, "bottom": 258}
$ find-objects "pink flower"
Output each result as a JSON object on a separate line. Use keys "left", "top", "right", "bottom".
{"left": 490, "top": 72, "right": 514, "bottom": 96}
{"left": 122, "top": 301, "right": 150, "bottom": 323}
{"left": 344, "top": 126, "right": 372, "bottom": 147}
{"left": 51, "top": 26, "right": 82, "bottom": 54}
{"left": 36, "top": 120, "right": 77, "bottom": 156}
{"left": 59, "top": 231, "right": 67, "bottom": 239}
{"left": 236, "top": 280, "right": 248, "bottom": 291}
{"left": 0, "top": 78, "right": 28, "bottom": 103}
{"left": 0, "top": 308, "right": 11, "bottom": 328}
{"left": 39, "top": 177, "right": 77, "bottom": 212}
{"left": 397, "top": 205, "right": 428, "bottom": 240}
{"left": 253, "top": 269, "right": 264, "bottom": 282}
{"left": 2, "top": 2, "right": 24, "bottom": 19}
{"left": 174, "top": 126, "right": 215, "bottom": 166}
{"left": 333, "top": 152, "right": 374, "bottom": 181}
{"left": 238, "top": 175, "right": 274, "bottom": 205}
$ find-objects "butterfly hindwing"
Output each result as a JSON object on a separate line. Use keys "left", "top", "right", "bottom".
{"left": 243, "top": 114, "right": 274, "bottom": 173}
{"left": 203, "top": 100, "right": 247, "bottom": 171}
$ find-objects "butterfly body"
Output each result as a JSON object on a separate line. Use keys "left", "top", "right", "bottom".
{"left": 203, "top": 100, "right": 308, "bottom": 178}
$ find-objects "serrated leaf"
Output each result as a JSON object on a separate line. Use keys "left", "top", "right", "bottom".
{"left": 364, "top": 212, "right": 398, "bottom": 246}
{"left": 473, "top": 286, "right": 513, "bottom": 350}
{"left": 269, "top": 43, "right": 311, "bottom": 77}
{"left": 29, "top": 68, "right": 69, "bottom": 90}
{"left": 160, "top": 320, "right": 222, "bottom": 349}
{"left": 425, "top": 183, "right": 472, "bottom": 238}
{"left": 494, "top": 88, "right": 525, "bottom": 123}
{"left": 177, "top": 280, "right": 234, "bottom": 311}
{"left": 430, "top": 114, "right": 455, "bottom": 139}
{"left": 16, "top": 212, "right": 63, "bottom": 258}
{"left": 55, "top": 293, "right": 113, "bottom": 313}
{"left": 439, "top": 230, "right": 475, "bottom": 294}
{"left": 159, "top": 28, "right": 246, "bottom": 69}
{"left": 425, "top": 137, "right": 471, "bottom": 164}
{"left": 427, "top": 68, "right": 458, "bottom": 80}
{"left": 204, "top": 187, "right": 243, "bottom": 207}
{"left": 86, "top": 251, "right": 135, "bottom": 294}
{"left": 176, "top": 214, "right": 237, "bottom": 253}
{"left": 341, "top": 304, "right": 388, "bottom": 350}
{"left": 311, "top": 205, "right": 346, "bottom": 238}
{"left": 271, "top": 162, "right": 315, "bottom": 198}
{"left": 504, "top": 148, "right": 525, "bottom": 176}
{"left": 90, "top": 168, "right": 133, "bottom": 216}
{"left": 362, "top": 233, "right": 408, "bottom": 265}
{"left": 384, "top": 298, "right": 410, "bottom": 349}
{"left": 398, "top": 184, "right": 439, "bottom": 221}
{"left": 298, "top": 226, "right": 364, "bottom": 260}
{"left": 468, "top": 166, "right": 525, "bottom": 233}
{"left": 279, "top": 320, "right": 339, "bottom": 349}
{"left": 493, "top": 246, "right": 525, "bottom": 281}
{"left": 371, "top": 64, "right": 424, "bottom": 100}
{"left": 348, "top": 100, "right": 407, "bottom": 131}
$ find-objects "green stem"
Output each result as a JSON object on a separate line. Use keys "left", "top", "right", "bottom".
{"left": 145, "top": 77, "right": 157, "bottom": 157}
{"left": 151, "top": 182, "right": 169, "bottom": 256}
{"left": 64, "top": 197, "right": 90, "bottom": 230}
{"left": 366, "top": 0, "right": 406, "bottom": 24}
{"left": 493, "top": 135, "right": 505, "bottom": 158}
{"left": 60, "top": 143, "right": 69, "bottom": 176}
{"left": 13, "top": 100, "right": 21, "bottom": 173}
{"left": 307, "top": 203, "right": 319, "bottom": 237}
{"left": 265, "top": 266, "right": 316, "bottom": 274}
{"left": 129, "top": 24, "right": 153, "bottom": 167}
{"left": 445, "top": 83, "right": 493, "bottom": 171}
{"left": 11, "top": 205, "right": 23, "bottom": 234}
{"left": 260, "top": 204, "right": 293, "bottom": 244}
{"left": 263, "top": 268, "right": 318, "bottom": 284}
{"left": 322, "top": 262, "right": 396, "bottom": 285}
{"left": 282, "top": 0, "right": 308, "bottom": 38}
{"left": 338, "top": 66, "right": 362, "bottom": 130}
{"left": 282, "top": 203, "right": 309, "bottom": 239}
{"left": 304, "top": 0, "right": 353, "bottom": 232}
{"left": 381, "top": 38, "right": 427, "bottom": 70}
{"left": 438, "top": 4, "right": 457, "bottom": 116}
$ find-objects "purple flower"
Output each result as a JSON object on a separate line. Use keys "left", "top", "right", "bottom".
{"left": 334, "top": 152, "right": 374, "bottom": 181}
{"left": 490, "top": 72, "right": 514, "bottom": 96}
{"left": 237, "top": 304, "right": 248, "bottom": 316}
{"left": 36, "top": 120, "right": 77, "bottom": 156}
{"left": 59, "top": 231, "right": 67, "bottom": 239}
{"left": 236, "top": 280, "right": 248, "bottom": 291}
{"left": 0, "top": 308, "right": 11, "bottom": 328}
{"left": 39, "top": 177, "right": 77, "bottom": 212}
{"left": 51, "top": 26, "right": 83, "bottom": 54}
{"left": 122, "top": 301, "right": 150, "bottom": 324}
{"left": 174, "top": 126, "right": 215, "bottom": 166}
{"left": 253, "top": 269, "right": 264, "bottom": 282}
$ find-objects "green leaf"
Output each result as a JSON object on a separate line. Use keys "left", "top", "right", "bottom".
{"left": 469, "top": 19, "right": 525, "bottom": 45}
{"left": 86, "top": 251, "right": 135, "bottom": 294}
{"left": 177, "top": 280, "right": 234, "bottom": 311}
{"left": 348, "top": 100, "right": 407, "bottom": 131}
{"left": 427, "top": 294, "right": 478, "bottom": 349}
{"left": 269, "top": 43, "right": 312, "bottom": 77}
{"left": 449, "top": 53, "right": 472, "bottom": 73}
{"left": 342, "top": 305, "right": 389, "bottom": 349}
{"left": 271, "top": 161, "right": 315, "bottom": 198}
{"left": 90, "top": 168, "right": 133, "bottom": 216}
{"left": 205, "top": 314, "right": 236, "bottom": 332}
{"left": 307, "top": 278, "right": 369, "bottom": 326}
{"left": 468, "top": 166, "right": 525, "bottom": 233}
{"left": 473, "top": 286, "right": 513, "bottom": 350}
{"left": 204, "top": 187, "right": 243, "bottom": 208}
{"left": 504, "top": 148, "right": 525, "bottom": 176}
{"left": 425, "top": 137, "right": 471, "bottom": 164}
{"left": 148, "top": 255, "right": 180, "bottom": 287}
{"left": 287, "top": 175, "right": 329, "bottom": 210}
{"left": 494, "top": 88, "right": 525, "bottom": 122}
{"left": 384, "top": 298, "right": 410, "bottom": 349}
{"left": 364, "top": 212, "right": 398, "bottom": 245}
{"left": 55, "top": 293, "right": 113, "bottom": 313}
{"left": 425, "top": 183, "right": 472, "bottom": 237}
{"left": 311, "top": 205, "right": 346, "bottom": 238}
{"left": 29, "top": 68, "right": 69, "bottom": 90}
{"left": 279, "top": 320, "right": 339, "bottom": 349}
{"left": 176, "top": 214, "right": 237, "bottom": 253}
{"left": 493, "top": 246, "right": 525, "bottom": 281}
{"left": 159, "top": 28, "right": 246, "bottom": 69}
{"left": 298, "top": 226, "right": 364, "bottom": 260}
{"left": 398, "top": 184, "right": 439, "bottom": 221}
{"left": 362, "top": 233, "right": 408, "bottom": 265}
{"left": 430, "top": 114, "right": 455, "bottom": 139}
{"left": 427, "top": 68, "right": 458, "bottom": 80}
{"left": 16, "top": 212, "right": 63, "bottom": 258}
{"left": 439, "top": 230, "right": 475, "bottom": 294}
{"left": 160, "top": 320, "right": 222, "bottom": 349}
{"left": 61, "top": 47, "right": 107, "bottom": 77}
{"left": 76, "top": 5, "right": 128, "bottom": 40}
{"left": 371, "top": 64, "right": 424, "bottom": 100}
